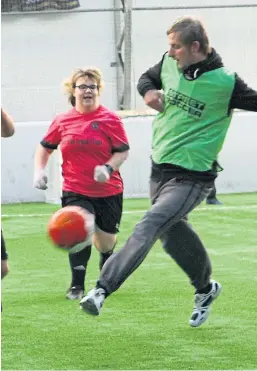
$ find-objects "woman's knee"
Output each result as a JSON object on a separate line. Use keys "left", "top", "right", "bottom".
{"left": 93, "top": 228, "right": 117, "bottom": 253}
{"left": 1, "top": 260, "right": 9, "bottom": 279}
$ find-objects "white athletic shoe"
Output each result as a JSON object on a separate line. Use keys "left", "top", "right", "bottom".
{"left": 80, "top": 287, "right": 106, "bottom": 316}
{"left": 189, "top": 280, "right": 222, "bottom": 327}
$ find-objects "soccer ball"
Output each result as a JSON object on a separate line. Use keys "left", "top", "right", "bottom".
{"left": 47, "top": 206, "right": 94, "bottom": 253}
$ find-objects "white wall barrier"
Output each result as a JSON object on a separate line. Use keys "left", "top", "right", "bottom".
{"left": 1, "top": 111, "right": 257, "bottom": 204}
{"left": 2, "top": 4, "right": 257, "bottom": 122}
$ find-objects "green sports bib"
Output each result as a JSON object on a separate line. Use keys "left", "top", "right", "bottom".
{"left": 152, "top": 54, "right": 235, "bottom": 171}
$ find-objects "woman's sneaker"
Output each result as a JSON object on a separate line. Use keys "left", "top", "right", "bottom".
{"left": 189, "top": 280, "right": 222, "bottom": 327}
{"left": 66, "top": 286, "right": 84, "bottom": 300}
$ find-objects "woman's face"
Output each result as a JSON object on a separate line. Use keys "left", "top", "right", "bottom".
{"left": 73, "top": 75, "right": 100, "bottom": 111}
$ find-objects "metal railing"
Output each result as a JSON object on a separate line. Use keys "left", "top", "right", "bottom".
{"left": 2, "top": 2, "right": 257, "bottom": 14}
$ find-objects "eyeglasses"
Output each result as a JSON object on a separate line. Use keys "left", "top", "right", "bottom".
{"left": 75, "top": 84, "right": 98, "bottom": 91}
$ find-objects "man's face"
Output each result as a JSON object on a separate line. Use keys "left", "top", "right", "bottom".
{"left": 167, "top": 32, "right": 194, "bottom": 70}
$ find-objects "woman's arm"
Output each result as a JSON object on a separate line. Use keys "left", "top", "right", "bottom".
{"left": 1, "top": 108, "right": 15, "bottom": 138}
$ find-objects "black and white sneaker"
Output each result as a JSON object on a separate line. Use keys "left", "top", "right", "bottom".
{"left": 80, "top": 287, "right": 106, "bottom": 315}
{"left": 189, "top": 280, "right": 222, "bottom": 327}
{"left": 66, "top": 286, "right": 84, "bottom": 300}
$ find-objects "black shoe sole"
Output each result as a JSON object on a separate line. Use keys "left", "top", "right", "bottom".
{"left": 80, "top": 298, "right": 99, "bottom": 316}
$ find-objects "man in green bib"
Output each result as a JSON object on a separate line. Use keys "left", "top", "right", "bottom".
{"left": 81, "top": 16, "right": 257, "bottom": 327}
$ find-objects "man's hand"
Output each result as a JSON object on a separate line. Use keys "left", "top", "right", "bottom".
{"left": 33, "top": 169, "right": 48, "bottom": 190}
{"left": 94, "top": 165, "right": 111, "bottom": 183}
{"left": 144, "top": 90, "right": 164, "bottom": 112}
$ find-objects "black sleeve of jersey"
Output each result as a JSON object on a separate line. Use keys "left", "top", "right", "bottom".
{"left": 40, "top": 140, "right": 58, "bottom": 150}
{"left": 229, "top": 73, "right": 257, "bottom": 111}
{"left": 111, "top": 143, "right": 130, "bottom": 154}
{"left": 137, "top": 53, "right": 166, "bottom": 97}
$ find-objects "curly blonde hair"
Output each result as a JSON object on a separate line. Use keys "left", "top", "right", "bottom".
{"left": 63, "top": 67, "right": 104, "bottom": 106}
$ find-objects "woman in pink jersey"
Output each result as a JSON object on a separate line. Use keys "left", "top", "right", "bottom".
{"left": 34, "top": 67, "right": 129, "bottom": 300}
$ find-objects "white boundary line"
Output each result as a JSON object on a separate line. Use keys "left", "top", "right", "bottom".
{"left": 1, "top": 204, "right": 257, "bottom": 218}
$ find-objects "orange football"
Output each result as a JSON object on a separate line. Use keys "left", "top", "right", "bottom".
{"left": 47, "top": 206, "right": 94, "bottom": 251}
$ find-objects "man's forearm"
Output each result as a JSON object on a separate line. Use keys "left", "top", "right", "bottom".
{"left": 229, "top": 74, "right": 257, "bottom": 111}
{"left": 137, "top": 57, "right": 164, "bottom": 97}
